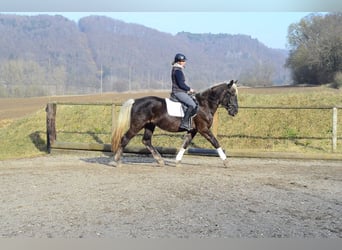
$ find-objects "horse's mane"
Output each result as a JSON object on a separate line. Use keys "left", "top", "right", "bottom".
{"left": 232, "top": 82, "right": 238, "bottom": 95}
{"left": 198, "top": 82, "right": 224, "bottom": 95}
{"left": 197, "top": 81, "right": 237, "bottom": 99}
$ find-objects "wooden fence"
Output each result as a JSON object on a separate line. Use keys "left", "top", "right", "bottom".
{"left": 46, "top": 102, "right": 340, "bottom": 155}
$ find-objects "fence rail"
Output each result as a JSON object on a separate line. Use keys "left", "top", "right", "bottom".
{"left": 46, "top": 102, "right": 340, "bottom": 154}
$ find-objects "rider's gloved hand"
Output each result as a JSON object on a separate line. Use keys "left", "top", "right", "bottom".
{"left": 188, "top": 88, "right": 195, "bottom": 94}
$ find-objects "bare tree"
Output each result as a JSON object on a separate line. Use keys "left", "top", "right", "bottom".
{"left": 286, "top": 13, "right": 342, "bottom": 85}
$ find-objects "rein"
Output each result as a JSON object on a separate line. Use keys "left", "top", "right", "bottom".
{"left": 220, "top": 102, "right": 232, "bottom": 110}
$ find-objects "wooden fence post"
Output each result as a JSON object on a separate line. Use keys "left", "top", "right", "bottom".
{"left": 46, "top": 102, "right": 57, "bottom": 153}
{"left": 332, "top": 107, "right": 338, "bottom": 153}
{"left": 111, "top": 103, "right": 116, "bottom": 132}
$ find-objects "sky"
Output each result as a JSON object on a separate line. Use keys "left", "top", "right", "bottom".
{"left": 4, "top": 12, "right": 322, "bottom": 49}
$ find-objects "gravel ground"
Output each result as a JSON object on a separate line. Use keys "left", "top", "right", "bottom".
{"left": 0, "top": 153, "right": 341, "bottom": 238}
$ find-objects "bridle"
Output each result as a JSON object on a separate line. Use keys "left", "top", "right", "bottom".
{"left": 199, "top": 82, "right": 238, "bottom": 111}
{"left": 220, "top": 90, "right": 237, "bottom": 111}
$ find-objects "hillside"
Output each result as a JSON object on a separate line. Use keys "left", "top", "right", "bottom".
{"left": 0, "top": 14, "right": 290, "bottom": 97}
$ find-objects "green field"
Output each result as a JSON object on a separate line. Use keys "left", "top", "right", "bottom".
{"left": 0, "top": 86, "right": 341, "bottom": 160}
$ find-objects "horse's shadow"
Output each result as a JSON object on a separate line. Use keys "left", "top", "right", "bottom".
{"left": 80, "top": 154, "right": 186, "bottom": 167}
{"left": 80, "top": 154, "right": 114, "bottom": 167}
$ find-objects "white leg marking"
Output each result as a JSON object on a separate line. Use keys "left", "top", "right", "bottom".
{"left": 217, "top": 147, "right": 227, "bottom": 161}
{"left": 176, "top": 148, "right": 186, "bottom": 161}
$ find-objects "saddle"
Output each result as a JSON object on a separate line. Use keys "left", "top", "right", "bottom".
{"left": 166, "top": 93, "right": 199, "bottom": 117}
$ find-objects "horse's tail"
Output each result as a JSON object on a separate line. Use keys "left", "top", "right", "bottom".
{"left": 111, "top": 99, "right": 135, "bottom": 153}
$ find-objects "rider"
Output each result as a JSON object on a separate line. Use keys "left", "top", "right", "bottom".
{"left": 171, "top": 53, "right": 197, "bottom": 131}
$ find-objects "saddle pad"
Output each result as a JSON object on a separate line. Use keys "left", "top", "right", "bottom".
{"left": 165, "top": 98, "right": 184, "bottom": 117}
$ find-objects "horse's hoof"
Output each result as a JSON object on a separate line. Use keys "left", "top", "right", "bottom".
{"left": 175, "top": 160, "right": 182, "bottom": 167}
{"left": 111, "top": 160, "right": 122, "bottom": 168}
{"left": 156, "top": 160, "right": 165, "bottom": 167}
{"left": 222, "top": 159, "right": 229, "bottom": 168}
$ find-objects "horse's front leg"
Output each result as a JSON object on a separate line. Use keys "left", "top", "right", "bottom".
{"left": 175, "top": 130, "right": 197, "bottom": 166}
{"left": 198, "top": 129, "right": 229, "bottom": 168}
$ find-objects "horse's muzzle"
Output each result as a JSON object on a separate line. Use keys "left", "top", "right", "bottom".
{"left": 228, "top": 108, "right": 238, "bottom": 116}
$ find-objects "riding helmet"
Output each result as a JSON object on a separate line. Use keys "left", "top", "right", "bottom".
{"left": 174, "top": 53, "right": 187, "bottom": 63}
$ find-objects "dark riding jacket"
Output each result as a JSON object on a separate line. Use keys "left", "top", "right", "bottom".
{"left": 171, "top": 63, "right": 191, "bottom": 93}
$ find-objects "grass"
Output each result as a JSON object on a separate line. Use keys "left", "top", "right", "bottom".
{"left": 0, "top": 86, "right": 341, "bottom": 160}
{"left": 0, "top": 110, "right": 47, "bottom": 160}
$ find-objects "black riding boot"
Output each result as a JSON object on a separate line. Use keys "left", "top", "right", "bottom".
{"left": 179, "top": 106, "right": 194, "bottom": 131}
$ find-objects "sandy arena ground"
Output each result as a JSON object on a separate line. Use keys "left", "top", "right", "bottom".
{"left": 0, "top": 153, "right": 341, "bottom": 238}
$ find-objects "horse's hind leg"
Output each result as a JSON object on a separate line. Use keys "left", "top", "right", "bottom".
{"left": 114, "top": 129, "right": 137, "bottom": 167}
{"left": 142, "top": 123, "right": 165, "bottom": 166}
{"left": 176, "top": 130, "right": 197, "bottom": 166}
{"left": 113, "top": 147, "right": 123, "bottom": 166}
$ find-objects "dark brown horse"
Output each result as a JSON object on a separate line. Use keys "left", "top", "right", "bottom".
{"left": 111, "top": 80, "right": 238, "bottom": 167}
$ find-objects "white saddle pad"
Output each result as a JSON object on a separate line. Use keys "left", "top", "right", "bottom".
{"left": 165, "top": 98, "right": 184, "bottom": 117}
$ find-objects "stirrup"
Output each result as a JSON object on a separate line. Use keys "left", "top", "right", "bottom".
{"left": 179, "top": 121, "right": 191, "bottom": 131}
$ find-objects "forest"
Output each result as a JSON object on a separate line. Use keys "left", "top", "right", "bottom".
{"left": 286, "top": 13, "right": 342, "bottom": 88}
{"left": 0, "top": 14, "right": 291, "bottom": 97}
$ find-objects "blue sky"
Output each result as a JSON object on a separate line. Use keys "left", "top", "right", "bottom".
{"left": 3, "top": 12, "right": 325, "bottom": 49}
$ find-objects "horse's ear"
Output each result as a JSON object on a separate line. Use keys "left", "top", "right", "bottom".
{"left": 227, "top": 79, "right": 238, "bottom": 87}
{"left": 227, "top": 80, "right": 234, "bottom": 87}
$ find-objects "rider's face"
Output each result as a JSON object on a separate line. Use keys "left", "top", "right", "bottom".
{"left": 179, "top": 61, "right": 186, "bottom": 67}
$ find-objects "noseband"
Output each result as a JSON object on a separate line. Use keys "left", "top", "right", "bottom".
{"left": 220, "top": 91, "right": 237, "bottom": 111}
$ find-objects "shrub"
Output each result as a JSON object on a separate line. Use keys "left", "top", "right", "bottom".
{"left": 331, "top": 71, "right": 342, "bottom": 89}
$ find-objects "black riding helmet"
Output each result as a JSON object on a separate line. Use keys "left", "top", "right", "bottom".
{"left": 174, "top": 53, "right": 187, "bottom": 63}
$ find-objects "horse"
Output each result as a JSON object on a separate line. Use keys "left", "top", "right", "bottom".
{"left": 111, "top": 80, "right": 238, "bottom": 167}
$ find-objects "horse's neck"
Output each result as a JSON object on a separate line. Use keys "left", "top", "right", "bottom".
{"left": 209, "top": 101, "right": 220, "bottom": 116}
{"left": 198, "top": 91, "right": 220, "bottom": 115}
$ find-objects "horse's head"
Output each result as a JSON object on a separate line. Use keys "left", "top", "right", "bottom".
{"left": 221, "top": 80, "right": 239, "bottom": 116}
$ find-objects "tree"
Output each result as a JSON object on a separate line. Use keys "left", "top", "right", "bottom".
{"left": 286, "top": 13, "right": 342, "bottom": 86}
{"left": 239, "top": 62, "right": 275, "bottom": 86}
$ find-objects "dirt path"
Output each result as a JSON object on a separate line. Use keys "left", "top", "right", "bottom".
{"left": 0, "top": 153, "right": 341, "bottom": 238}
{"left": 0, "top": 91, "right": 169, "bottom": 121}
